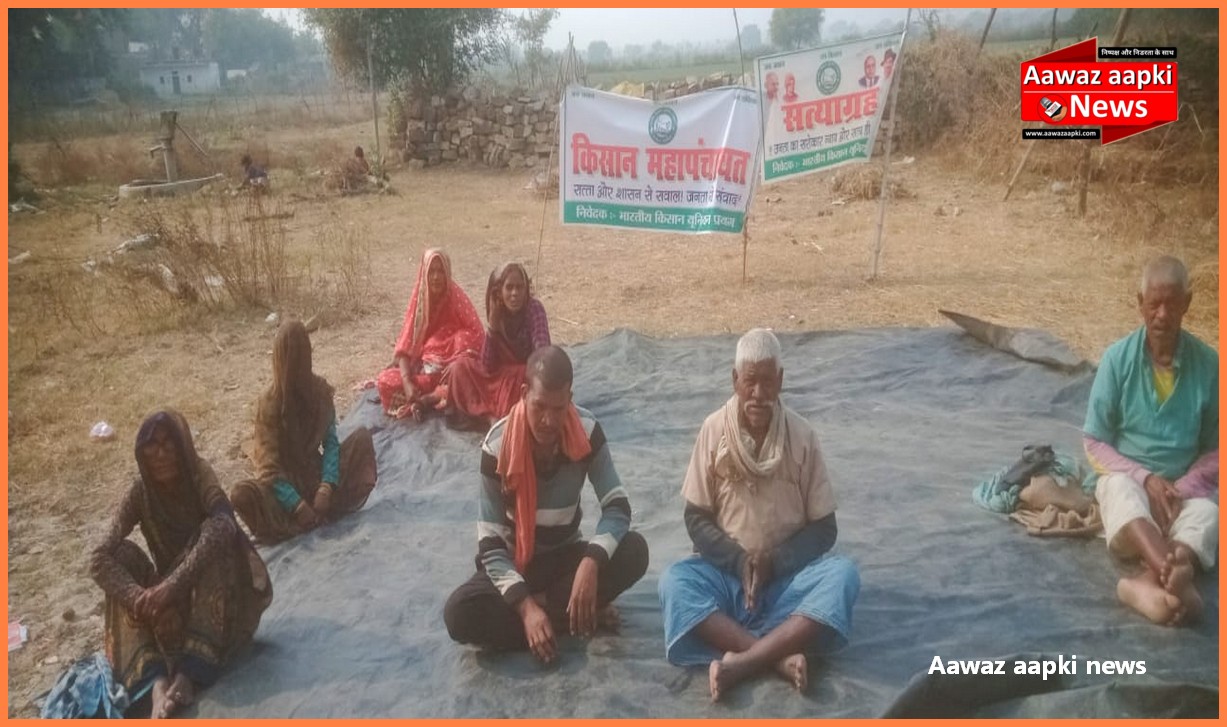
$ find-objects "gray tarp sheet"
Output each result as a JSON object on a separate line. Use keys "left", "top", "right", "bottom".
{"left": 192, "top": 328, "right": 1218, "bottom": 718}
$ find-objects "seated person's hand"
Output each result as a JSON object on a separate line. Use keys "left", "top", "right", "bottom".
{"left": 134, "top": 583, "right": 173, "bottom": 622}
{"left": 517, "top": 598, "right": 557, "bottom": 664}
{"left": 1144, "top": 474, "right": 1179, "bottom": 533}
{"left": 567, "top": 556, "right": 600, "bottom": 637}
{"left": 294, "top": 501, "right": 319, "bottom": 531}
{"left": 740, "top": 551, "right": 773, "bottom": 612}
{"left": 313, "top": 483, "right": 334, "bottom": 517}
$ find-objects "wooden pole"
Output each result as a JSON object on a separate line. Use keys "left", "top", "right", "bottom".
{"left": 1077, "top": 9, "right": 1131, "bottom": 217}
{"left": 976, "top": 8, "right": 997, "bottom": 58}
{"left": 535, "top": 34, "right": 574, "bottom": 283}
{"left": 158, "top": 110, "right": 179, "bottom": 182}
{"left": 1003, "top": 139, "right": 1037, "bottom": 201}
{"left": 732, "top": 8, "right": 752, "bottom": 284}
{"left": 1048, "top": 8, "right": 1059, "bottom": 52}
{"left": 368, "top": 26, "right": 380, "bottom": 165}
{"left": 869, "top": 9, "right": 912, "bottom": 281}
{"left": 742, "top": 223, "right": 749, "bottom": 284}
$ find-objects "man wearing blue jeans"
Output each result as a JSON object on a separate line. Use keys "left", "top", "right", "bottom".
{"left": 658, "top": 328, "right": 860, "bottom": 701}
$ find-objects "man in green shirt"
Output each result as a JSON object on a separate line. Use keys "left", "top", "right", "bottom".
{"left": 1084, "top": 256, "right": 1218, "bottom": 626}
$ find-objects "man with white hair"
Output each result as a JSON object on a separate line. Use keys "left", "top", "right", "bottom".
{"left": 1085, "top": 255, "right": 1218, "bottom": 626}
{"left": 658, "top": 328, "right": 859, "bottom": 701}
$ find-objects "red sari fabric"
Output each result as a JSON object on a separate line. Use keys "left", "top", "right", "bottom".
{"left": 447, "top": 264, "right": 550, "bottom": 422}
{"left": 446, "top": 342, "right": 527, "bottom": 421}
{"left": 376, "top": 249, "right": 483, "bottom": 417}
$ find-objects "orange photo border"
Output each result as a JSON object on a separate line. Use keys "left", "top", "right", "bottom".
{"left": 0, "top": 0, "right": 1222, "bottom": 720}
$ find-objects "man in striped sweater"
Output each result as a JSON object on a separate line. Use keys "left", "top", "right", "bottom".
{"left": 443, "top": 346, "right": 649, "bottom": 662}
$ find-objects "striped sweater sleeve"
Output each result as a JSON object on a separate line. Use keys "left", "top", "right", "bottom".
{"left": 583, "top": 422, "right": 632, "bottom": 565}
{"left": 477, "top": 449, "right": 529, "bottom": 606}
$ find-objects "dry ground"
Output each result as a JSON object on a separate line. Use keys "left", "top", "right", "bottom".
{"left": 6, "top": 119, "right": 1218, "bottom": 715}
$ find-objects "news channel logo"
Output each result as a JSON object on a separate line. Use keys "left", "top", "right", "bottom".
{"left": 1039, "top": 96, "right": 1068, "bottom": 123}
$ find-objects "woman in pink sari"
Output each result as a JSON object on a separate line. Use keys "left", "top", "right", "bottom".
{"left": 446, "top": 262, "right": 551, "bottom": 429}
{"left": 376, "top": 249, "right": 483, "bottom": 420}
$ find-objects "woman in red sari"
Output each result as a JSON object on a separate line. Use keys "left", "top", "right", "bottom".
{"left": 446, "top": 262, "right": 551, "bottom": 429}
{"left": 376, "top": 248, "right": 483, "bottom": 419}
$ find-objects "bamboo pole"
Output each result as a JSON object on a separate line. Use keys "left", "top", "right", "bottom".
{"left": 1077, "top": 9, "right": 1131, "bottom": 217}
{"left": 368, "top": 25, "right": 380, "bottom": 165}
{"left": 976, "top": 9, "right": 997, "bottom": 58}
{"left": 869, "top": 9, "right": 912, "bottom": 280}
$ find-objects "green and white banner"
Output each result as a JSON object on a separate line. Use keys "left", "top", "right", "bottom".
{"left": 757, "top": 31, "right": 905, "bottom": 183}
{"left": 559, "top": 85, "right": 760, "bottom": 234}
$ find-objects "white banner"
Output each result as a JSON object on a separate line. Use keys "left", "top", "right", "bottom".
{"left": 559, "top": 85, "right": 761, "bottom": 234}
{"left": 757, "top": 31, "right": 905, "bottom": 183}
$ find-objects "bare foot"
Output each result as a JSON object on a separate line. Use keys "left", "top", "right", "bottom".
{"left": 1117, "top": 572, "right": 1182, "bottom": 625}
{"left": 774, "top": 653, "right": 807, "bottom": 691}
{"left": 596, "top": 604, "right": 621, "bottom": 634}
{"left": 1161, "top": 550, "right": 1194, "bottom": 594}
{"left": 167, "top": 672, "right": 195, "bottom": 708}
{"left": 709, "top": 659, "right": 724, "bottom": 702}
{"left": 709, "top": 651, "right": 750, "bottom": 702}
{"left": 150, "top": 676, "right": 174, "bottom": 719}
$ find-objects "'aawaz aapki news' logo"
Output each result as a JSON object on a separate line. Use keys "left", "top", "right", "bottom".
{"left": 1020, "top": 38, "right": 1178, "bottom": 144}
{"left": 648, "top": 107, "right": 678, "bottom": 144}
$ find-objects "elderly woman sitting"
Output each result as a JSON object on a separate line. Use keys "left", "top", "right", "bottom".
{"left": 91, "top": 410, "right": 272, "bottom": 718}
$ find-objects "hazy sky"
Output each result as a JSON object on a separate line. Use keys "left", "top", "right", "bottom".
{"left": 264, "top": 7, "right": 911, "bottom": 50}
{"left": 536, "top": 8, "right": 909, "bottom": 49}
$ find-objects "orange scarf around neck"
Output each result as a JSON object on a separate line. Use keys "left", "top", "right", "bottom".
{"left": 496, "top": 399, "right": 592, "bottom": 571}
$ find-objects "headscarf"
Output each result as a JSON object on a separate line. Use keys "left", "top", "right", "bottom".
{"left": 252, "top": 320, "right": 335, "bottom": 494}
{"left": 133, "top": 410, "right": 232, "bottom": 572}
{"left": 486, "top": 262, "right": 535, "bottom": 361}
{"left": 496, "top": 399, "right": 591, "bottom": 572}
{"left": 393, "top": 248, "right": 483, "bottom": 365}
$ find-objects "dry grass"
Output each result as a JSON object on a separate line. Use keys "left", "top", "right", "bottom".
{"left": 5, "top": 30, "right": 1218, "bottom": 717}
{"left": 831, "top": 164, "right": 911, "bottom": 201}
{"left": 10, "top": 90, "right": 375, "bottom": 144}
{"left": 7, "top": 155, "right": 1218, "bottom": 718}
{"left": 895, "top": 29, "right": 1219, "bottom": 191}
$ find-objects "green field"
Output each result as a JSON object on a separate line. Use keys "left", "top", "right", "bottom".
{"left": 586, "top": 60, "right": 746, "bottom": 88}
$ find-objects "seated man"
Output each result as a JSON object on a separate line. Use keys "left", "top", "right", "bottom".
{"left": 659, "top": 328, "right": 859, "bottom": 701}
{"left": 240, "top": 154, "right": 269, "bottom": 192}
{"left": 443, "top": 346, "right": 648, "bottom": 662}
{"left": 1085, "top": 255, "right": 1218, "bottom": 626}
{"left": 341, "top": 146, "right": 373, "bottom": 192}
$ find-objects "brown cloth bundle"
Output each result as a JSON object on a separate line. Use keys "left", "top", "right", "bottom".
{"left": 1009, "top": 474, "right": 1103, "bottom": 538}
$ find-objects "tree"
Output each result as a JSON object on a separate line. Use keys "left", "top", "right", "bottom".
{"left": 769, "top": 8, "right": 824, "bottom": 51}
{"left": 510, "top": 9, "right": 559, "bottom": 89}
{"left": 303, "top": 8, "right": 504, "bottom": 91}
{"left": 9, "top": 9, "right": 126, "bottom": 103}
{"left": 127, "top": 9, "right": 206, "bottom": 60}
{"left": 587, "top": 39, "right": 612, "bottom": 66}
{"left": 742, "top": 24, "right": 762, "bottom": 49}
{"left": 201, "top": 9, "right": 297, "bottom": 71}
{"left": 825, "top": 20, "right": 862, "bottom": 42}
{"left": 1067, "top": 8, "right": 1217, "bottom": 39}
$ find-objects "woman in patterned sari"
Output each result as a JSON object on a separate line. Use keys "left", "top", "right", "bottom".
{"left": 90, "top": 410, "right": 272, "bottom": 718}
{"left": 230, "top": 319, "right": 379, "bottom": 544}
{"left": 376, "top": 248, "right": 483, "bottom": 420}
{"left": 445, "top": 262, "right": 551, "bottom": 429}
